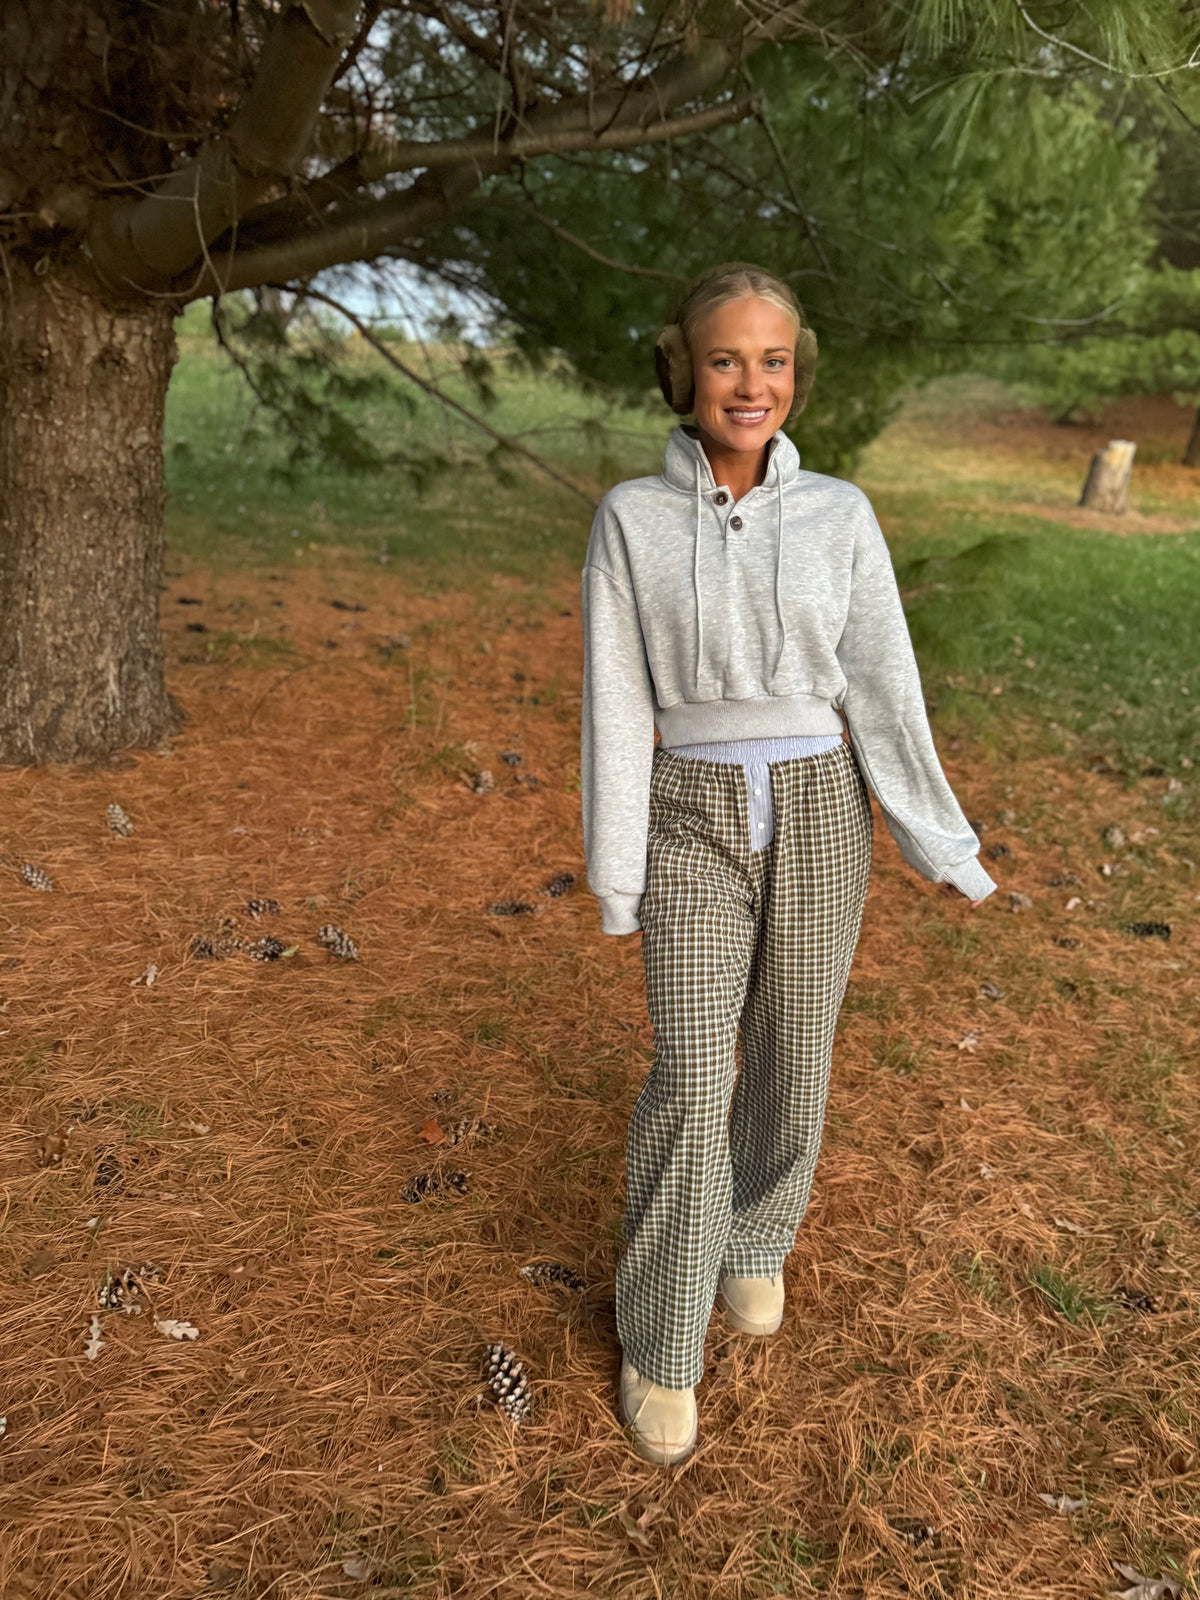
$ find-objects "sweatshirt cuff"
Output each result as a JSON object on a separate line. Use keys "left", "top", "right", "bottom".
{"left": 940, "top": 855, "right": 997, "bottom": 902}
{"left": 598, "top": 891, "right": 643, "bottom": 935}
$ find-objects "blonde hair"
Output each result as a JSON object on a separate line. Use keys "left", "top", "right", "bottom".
{"left": 654, "top": 261, "right": 818, "bottom": 423}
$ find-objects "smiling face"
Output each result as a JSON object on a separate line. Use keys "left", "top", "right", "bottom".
{"left": 689, "top": 294, "right": 797, "bottom": 456}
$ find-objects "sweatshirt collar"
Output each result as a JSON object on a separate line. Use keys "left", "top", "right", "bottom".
{"left": 660, "top": 422, "right": 801, "bottom": 496}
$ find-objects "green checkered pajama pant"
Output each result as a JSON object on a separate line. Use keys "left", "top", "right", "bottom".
{"left": 616, "top": 741, "right": 873, "bottom": 1390}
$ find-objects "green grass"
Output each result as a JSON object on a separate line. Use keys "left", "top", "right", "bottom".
{"left": 165, "top": 328, "right": 1200, "bottom": 779}
{"left": 891, "top": 518, "right": 1200, "bottom": 777}
{"left": 1026, "top": 1263, "right": 1112, "bottom": 1326}
{"left": 164, "top": 304, "right": 668, "bottom": 580}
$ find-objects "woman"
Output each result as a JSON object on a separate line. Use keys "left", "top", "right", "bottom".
{"left": 580, "top": 262, "right": 995, "bottom": 1466}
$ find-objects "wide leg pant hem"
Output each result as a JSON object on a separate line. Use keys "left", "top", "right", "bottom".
{"left": 615, "top": 742, "right": 872, "bottom": 1387}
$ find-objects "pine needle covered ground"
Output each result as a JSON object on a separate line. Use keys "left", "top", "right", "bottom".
{"left": 1, "top": 379, "right": 1198, "bottom": 1599}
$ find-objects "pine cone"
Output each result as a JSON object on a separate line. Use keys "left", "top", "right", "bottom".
{"left": 500, "top": 750, "right": 522, "bottom": 766}
{"left": 248, "top": 935, "right": 286, "bottom": 961}
{"left": 96, "top": 1262, "right": 160, "bottom": 1314}
{"left": 543, "top": 873, "right": 575, "bottom": 898}
{"left": 482, "top": 1342, "right": 532, "bottom": 1424}
{"left": 471, "top": 770, "right": 496, "bottom": 794}
{"left": 20, "top": 862, "right": 53, "bottom": 892}
{"left": 403, "top": 1170, "right": 469, "bottom": 1202}
{"left": 444, "top": 1116, "right": 498, "bottom": 1148}
{"left": 106, "top": 803, "right": 134, "bottom": 837}
{"left": 519, "top": 1261, "right": 587, "bottom": 1293}
{"left": 317, "top": 924, "right": 359, "bottom": 960}
{"left": 190, "top": 932, "right": 242, "bottom": 959}
{"left": 244, "top": 898, "right": 282, "bottom": 918}
{"left": 485, "top": 901, "right": 538, "bottom": 916}
{"left": 1122, "top": 921, "right": 1171, "bottom": 940}
{"left": 93, "top": 1152, "right": 124, "bottom": 1189}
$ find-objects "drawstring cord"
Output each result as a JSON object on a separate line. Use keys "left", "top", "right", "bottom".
{"left": 772, "top": 469, "right": 787, "bottom": 681}
{"left": 693, "top": 457, "right": 703, "bottom": 686}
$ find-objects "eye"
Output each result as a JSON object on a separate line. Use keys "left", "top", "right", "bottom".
{"left": 765, "top": 356, "right": 789, "bottom": 369}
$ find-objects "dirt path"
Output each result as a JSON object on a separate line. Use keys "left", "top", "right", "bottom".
{"left": 1, "top": 556, "right": 1197, "bottom": 1599}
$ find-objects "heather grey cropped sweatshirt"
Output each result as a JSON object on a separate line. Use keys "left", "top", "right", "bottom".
{"left": 580, "top": 424, "right": 997, "bottom": 934}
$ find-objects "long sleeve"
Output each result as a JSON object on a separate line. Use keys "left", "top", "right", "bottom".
{"left": 835, "top": 524, "right": 996, "bottom": 903}
{"left": 581, "top": 560, "right": 657, "bottom": 934}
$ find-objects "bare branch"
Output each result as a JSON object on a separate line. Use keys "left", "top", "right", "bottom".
{"left": 472, "top": 196, "right": 688, "bottom": 282}
{"left": 87, "top": 0, "right": 363, "bottom": 292}
{"left": 301, "top": 285, "right": 598, "bottom": 506}
{"left": 187, "top": 94, "right": 758, "bottom": 292}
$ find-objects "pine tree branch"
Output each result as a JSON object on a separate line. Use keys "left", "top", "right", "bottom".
{"left": 300, "top": 285, "right": 600, "bottom": 507}
{"left": 87, "top": 0, "right": 363, "bottom": 292}
{"left": 183, "top": 93, "right": 759, "bottom": 293}
{"left": 471, "top": 197, "right": 689, "bottom": 282}
{"left": 225, "top": 0, "right": 804, "bottom": 250}
{"left": 233, "top": 88, "right": 760, "bottom": 249}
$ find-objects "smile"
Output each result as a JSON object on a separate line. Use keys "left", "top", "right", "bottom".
{"left": 725, "top": 408, "right": 770, "bottom": 423}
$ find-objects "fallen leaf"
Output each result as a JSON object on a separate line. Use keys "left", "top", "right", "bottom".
{"left": 23, "top": 1246, "right": 56, "bottom": 1277}
{"left": 1038, "top": 1490, "right": 1086, "bottom": 1513}
{"left": 1018, "top": 1201, "right": 1036, "bottom": 1220}
{"left": 959, "top": 1096, "right": 973, "bottom": 1110}
{"left": 955, "top": 1030, "right": 980, "bottom": 1053}
{"left": 1007, "top": 891, "right": 1034, "bottom": 913}
{"left": 84, "top": 1315, "right": 105, "bottom": 1361}
{"left": 35, "top": 1127, "right": 70, "bottom": 1167}
{"left": 1053, "top": 1216, "right": 1087, "bottom": 1235}
{"left": 180, "top": 1119, "right": 210, "bottom": 1135}
{"left": 419, "top": 1119, "right": 447, "bottom": 1145}
{"left": 979, "top": 1164, "right": 995, "bottom": 1179}
{"left": 1109, "top": 1562, "right": 1182, "bottom": 1600}
{"left": 617, "top": 1500, "right": 666, "bottom": 1554}
{"left": 1065, "top": 896, "right": 1083, "bottom": 911}
{"left": 129, "top": 962, "right": 158, "bottom": 987}
{"left": 978, "top": 981, "right": 1005, "bottom": 1000}
{"left": 154, "top": 1318, "right": 199, "bottom": 1342}
{"left": 206, "top": 1562, "right": 243, "bottom": 1590}
{"left": 342, "top": 1557, "right": 372, "bottom": 1580}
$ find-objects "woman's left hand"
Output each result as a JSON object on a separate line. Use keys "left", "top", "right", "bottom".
{"left": 939, "top": 882, "right": 986, "bottom": 909}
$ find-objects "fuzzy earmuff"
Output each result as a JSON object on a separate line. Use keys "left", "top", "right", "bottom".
{"left": 654, "top": 315, "right": 818, "bottom": 423}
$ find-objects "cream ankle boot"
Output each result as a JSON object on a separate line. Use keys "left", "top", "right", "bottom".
{"left": 717, "top": 1271, "right": 785, "bottom": 1336}
{"left": 618, "top": 1358, "right": 698, "bottom": 1465}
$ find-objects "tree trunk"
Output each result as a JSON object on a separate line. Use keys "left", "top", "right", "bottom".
{"left": 1078, "top": 438, "right": 1136, "bottom": 514}
{"left": 1183, "top": 406, "right": 1200, "bottom": 468}
{"left": 0, "top": 265, "right": 182, "bottom": 766}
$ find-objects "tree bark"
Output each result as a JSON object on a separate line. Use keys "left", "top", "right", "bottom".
{"left": 1078, "top": 438, "right": 1136, "bottom": 514}
{"left": 0, "top": 265, "right": 182, "bottom": 765}
{"left": 1183, "top": 406, "right": 1200, "bottom": 467}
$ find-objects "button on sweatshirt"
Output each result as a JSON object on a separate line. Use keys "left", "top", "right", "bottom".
{"left": 580, "top": 423, "right": 997, "bottom": 935}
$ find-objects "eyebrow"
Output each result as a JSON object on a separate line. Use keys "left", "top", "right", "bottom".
{"left": 704, "top": 345, "right": 792, "bottom": 357}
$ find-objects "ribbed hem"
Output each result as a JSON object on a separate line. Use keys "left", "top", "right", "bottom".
{"left": 940, "top": 856, "right": 997, "bottom": 902}
{"left": 598, "top": 890, "right": 643, "bottom": 935}
{"left": 656, "top": 693, "right": 843, "bottom": 747}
